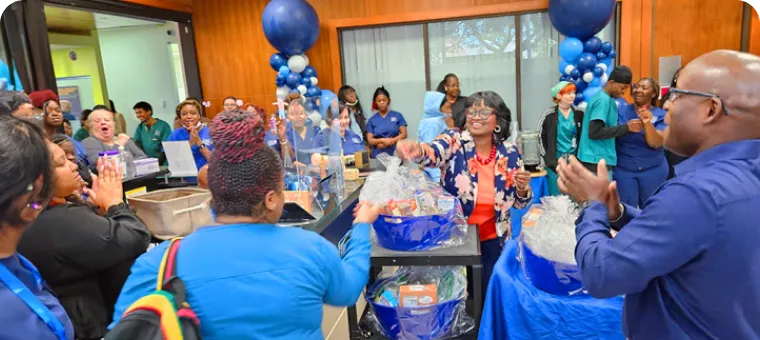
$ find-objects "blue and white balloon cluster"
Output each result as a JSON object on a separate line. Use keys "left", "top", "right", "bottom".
{"left": 558, "top": 37, "right": 616, "bottom": 108}
{"left": 262, "top": 0, "right": 322, "bottom": 104}
{"left": 270, "top": 53, "right": 321, "bottom": 101}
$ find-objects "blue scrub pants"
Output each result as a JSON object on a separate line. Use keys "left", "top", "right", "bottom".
{"left": 614, "top": 161, "right": 669, "bottom": 208}
{"left": 546, "top": 168, "right": 561, "bottom": 196}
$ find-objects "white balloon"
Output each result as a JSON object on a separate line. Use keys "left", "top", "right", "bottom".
{"left": 577, "top": 102, "right": 588, "bottom": 111}
{"left": 308, "top": 111, "right": 321, "bottom": 128}
{"left": 583, "top": 72, "right": 594, "bottom": 83}
{"left": 311, "top": 77, "right": 318, "bottom": 86}
{"left": 297, "top": 85, "right": 308, "bottom": 95}
{"left": 601, "top": 74, "right": 609, "bottom": 86}
{"left": 564, "top": 65, "right": 575, "bottom": 75}
{"left": 597, "top": 63, "right": 608, "bottom": 72}
{"left": 287, "top": 55, "right": 308, "bottom": 74}
{"left": 303, "top": 54, "right": 310, "bottom": 66}
{"left": 276, "top": 86, "right": 290, "bottom": 100}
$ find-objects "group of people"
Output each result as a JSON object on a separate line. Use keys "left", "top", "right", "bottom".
{"left": 0, "top": 48, "right": 758, "bottom": 340}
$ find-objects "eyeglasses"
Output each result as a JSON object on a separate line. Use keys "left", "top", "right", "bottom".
{"left": 466, "top": 109, "right": 495, "bottom": 119}
{"left": 667, "top": 88, "right": 729, "bottom": 115}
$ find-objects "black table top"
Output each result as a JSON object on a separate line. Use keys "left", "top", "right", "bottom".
{"left": 370, "top": 225, "right": 482, "bottom": 266}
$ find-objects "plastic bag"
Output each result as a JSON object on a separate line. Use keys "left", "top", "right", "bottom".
{"left": 361, "top": 266, "right": 474, "bottom": 340}
{"left": 517, "top": 196, "right": 585, "bottom": 296}
{"left": 359, "top": 154, "right": 467, "bottom": 251}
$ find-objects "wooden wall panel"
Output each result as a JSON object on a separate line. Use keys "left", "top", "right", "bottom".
{"left": 191, "top": 0, "right": 543, "bottom": 116}
{"left": 750, "top": 5, "right": 760, "bottom": 56}
{"left": 652, "top": 0, "right": 744, "bottom": 82}
{"left": 121, "top": 0, "right": 193, "bottom": 13}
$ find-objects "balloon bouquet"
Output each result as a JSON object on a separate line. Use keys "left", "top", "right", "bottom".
{"left": 262, "top": 0, "right": 337, "bottom": 130}
{"left": 549, "top": 0, "right": 617, "bottom": 110}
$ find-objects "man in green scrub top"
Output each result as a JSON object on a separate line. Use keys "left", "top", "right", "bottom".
{"left": 577, "top": 66, "right": 643, "bottom": 175}
{"left": 133, "top": 101, "right": 171, "bottom": 163}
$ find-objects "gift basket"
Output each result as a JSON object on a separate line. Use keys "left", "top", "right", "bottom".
{"left": 518, "top": 196, "right": 585, "bottom": 296}
{"left": 359, "top": 155, "right": 467, "bottom": 251}
{"left": 362, "top": 266, "right": 474, "bottom": 340}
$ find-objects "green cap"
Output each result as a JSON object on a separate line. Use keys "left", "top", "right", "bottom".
{"left": 552, "top": 81, "right": 571, "bottom": 98}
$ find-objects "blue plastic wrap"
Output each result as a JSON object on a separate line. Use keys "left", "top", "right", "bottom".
{"left": 360, "top": 154, "right": 468, "bottom": 251}
{"left": 363, "top": 267, "right": 474, "bottom": 340}
{"left": 518, "top": 234, "right": 583, "bottom": 295}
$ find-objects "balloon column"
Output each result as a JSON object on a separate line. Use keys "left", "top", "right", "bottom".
{"left": 263, "top": 0, "right": 322, "bottom": 102}
{"left": 549, "top": 0, "right": 617, "bottom": 109}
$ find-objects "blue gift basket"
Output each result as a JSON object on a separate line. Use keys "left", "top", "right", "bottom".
{"left": 518, "top": 233, "right": 584, "bottom": 296}
{"left": 365, "top": 278, "right": 466, "bottom": 340}
{"left": 373, "top": 207, "right": 459, "bottom": 252}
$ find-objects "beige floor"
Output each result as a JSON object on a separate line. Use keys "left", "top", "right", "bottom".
{"left": 322, "top": 293, "right": 367, "bottom": 340}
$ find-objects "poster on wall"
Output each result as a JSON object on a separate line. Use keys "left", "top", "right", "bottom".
{"left": 58, "top": 85, "right": 83, "bottom": 119}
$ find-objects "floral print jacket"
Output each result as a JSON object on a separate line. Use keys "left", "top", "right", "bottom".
{"left": 419, "top": 130, "right": 533, "bottom": 239}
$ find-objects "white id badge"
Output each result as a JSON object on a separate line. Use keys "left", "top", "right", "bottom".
{"left": 571, "top": 137, "right": 577, "bottom": 149}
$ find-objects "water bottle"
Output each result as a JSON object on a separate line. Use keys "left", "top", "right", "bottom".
{"left": 118, "top": 145, "right": 136, "bottom": 179}
{"left": 326, "top": 119, "right": 345, "bottom": 198}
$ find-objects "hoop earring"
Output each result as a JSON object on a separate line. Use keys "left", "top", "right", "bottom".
{"left": 494, "top": 125, "right": 501, "bottom": 133}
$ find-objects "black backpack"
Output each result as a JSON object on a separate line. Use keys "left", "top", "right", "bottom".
{"left": 105, "top": 238, "right": 202, "bottom": 340}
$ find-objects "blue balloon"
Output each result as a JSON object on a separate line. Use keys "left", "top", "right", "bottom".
{"left": 319, "top": 90, "right": 338, "bottom": 118}
{"left": 596, "top": 52, "right": 608, "bottom": 60}
{"left": 559, "top": 60, "right": 572, "bottom": 75}
{"left": 575, "top": 93, "right": 585, "bottom": 103}
{"left": 269, "top": 53, "right": 288, "bottom": 72}
{"left": 305, "top": 98, "right": 319, "bottom": 111}
{"left": 306, "top": 86, "right": 321, "bottom": 98}
{"left": 559, "top": 38, "right": 584, "bottom": 63}
{"left": 560, "top": 75, "right": 571, "bottom": 82}
{"left": 575, "top": 80, "right": 588, "bottom": 93}
{"left": 548, "top": 0, "right": 616, "bottom": 40}
{"left": 577, "top": 53, "right": 598, "bottom": 71}
{"left": 301, "top": 66, "right": 317, "bottom": 79}
{"left": 570, "top": 68, "right": 581, "bottom": 79}
{"left": 583, "top": 37, "right": 603, "bottom": 54}
{"left": 590, "top": 77, "right": 602, "bottom": 87}
{"left": 601, "top": 42, "right": 613, "bottom": 54}
{"left": 278, "top": 66, "right": 290, "bottom": 77}
{"left": 593, "top": 66, "right": 605, "bottom": 77}
{"left": 286, "top": 72, "right": 302, "bottom": 89}
{"left": 301, "top": 76, "right": 312, "bottom": 86}
{"left": 262, "top": 0, "right": 320, "bottom": 55}
{"left": 583, "top": 86, "right": 602, "bottom": 101}
{"left": 609, "top": 50, "right": 617, "bottom": 59}
{"left": 276, "top": 74, "right": 286, "bottom": 87}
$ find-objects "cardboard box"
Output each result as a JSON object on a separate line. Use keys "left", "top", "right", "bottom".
{"left": 354, "top": 151, "right": 370, "bottom": 169}
{"left": 399, "top": 284, "right": 437, "bottom": 307}
{"left": 284, "top": 191, "right": 313, "bottom": 214}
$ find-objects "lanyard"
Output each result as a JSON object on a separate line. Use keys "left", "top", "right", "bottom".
{"left": 0, "top": 256, "right": 68, "bottom": 340}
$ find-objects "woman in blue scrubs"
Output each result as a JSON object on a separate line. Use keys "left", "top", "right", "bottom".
{"left": 313, "top": 103, "right": 366, "bottom": 156}
{"left": 366, "top": 86, "right": 408, "bottom": 158}
{"left": 167, "top": 100, "right": 214, "bottom": 170}
{"left": 283, "top": 97, "right": 320, "bottom": 166}
{"left": 614, "top": 77, "right": 668, "bottom": 207}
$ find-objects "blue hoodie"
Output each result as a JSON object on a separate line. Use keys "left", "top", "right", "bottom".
{"left": 418, "top": 91, "right": 448, "bottom": 182}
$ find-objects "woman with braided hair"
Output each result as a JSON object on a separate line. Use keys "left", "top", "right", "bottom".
{"left": 111, "top": 109, "right": 379, "bottom": 340}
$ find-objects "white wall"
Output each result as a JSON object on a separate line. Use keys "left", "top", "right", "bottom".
{"left": 97, "top": 24, "right": 182, "bottom": 135}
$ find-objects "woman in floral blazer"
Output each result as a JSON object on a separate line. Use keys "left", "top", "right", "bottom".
{"left": 398, "top": 91, "right": 533, "bottom": 285}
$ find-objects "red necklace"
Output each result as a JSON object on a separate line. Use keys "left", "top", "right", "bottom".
{"left": 475, "top": 144, "right": 497, "bottom": 165}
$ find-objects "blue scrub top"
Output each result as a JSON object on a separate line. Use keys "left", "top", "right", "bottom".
{"left": 366, "top": 110, "right": 407, "bottom": 158}
{"left": 616, "top": 103, "right": 667, "bottom": 171}
{"left": 286, "top": 125, "right": 321, "bottom": 163}
{"left": 167, "top": 126, "right": 214, "bottom": 170}
{"left": 264, "top": 131, "right": 281, "bottom": 154}
{"left": 314, "top": 128, "right": 365, "bottom": 155}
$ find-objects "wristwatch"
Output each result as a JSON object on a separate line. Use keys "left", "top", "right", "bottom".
{"left": 199, "top": 143, "right": 207, "bottom": 149}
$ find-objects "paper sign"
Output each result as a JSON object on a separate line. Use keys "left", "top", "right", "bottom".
{"left": 658, "top": 56, "right": 681, "bottom": 86}
{"left": 163, "top": 141, "right": 199, "bottom": 177}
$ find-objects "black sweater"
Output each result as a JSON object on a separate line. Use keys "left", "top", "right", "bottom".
{"left": 538, "top": 105, "right": 584, "bottom": 171}
{"left": 18, "top": 203, "right": 150, "bottom": 339}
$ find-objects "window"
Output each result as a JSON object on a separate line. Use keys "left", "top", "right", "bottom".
{"left": 341, "top": 25, "right": 427, "bottom": 139}
{"left": 340, "top": 9, "right": 618, "bottom": 137}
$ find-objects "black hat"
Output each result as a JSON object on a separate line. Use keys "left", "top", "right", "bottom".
{"left": 609, "top": 66, "right": 633, "bottom": 85}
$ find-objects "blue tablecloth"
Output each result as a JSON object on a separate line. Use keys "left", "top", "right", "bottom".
{"left": 510, "top": 175, "right": 549, "bottom": 239}
{"left": 478, "top": 241, "right": 625, "bottom": 340}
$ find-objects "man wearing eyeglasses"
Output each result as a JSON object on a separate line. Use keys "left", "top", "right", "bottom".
{"left": 577, "top": 65, "right": 643, "bottom": 177}
{"left": 557, "top": 50, "right": 760, "bottom": 339}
